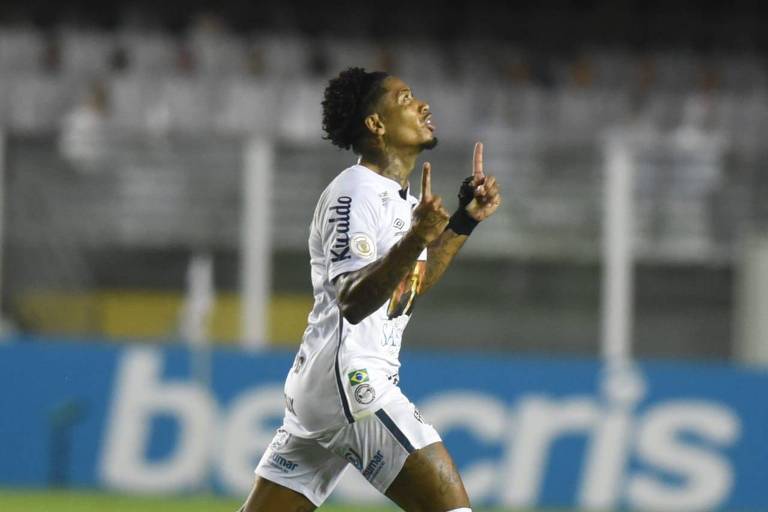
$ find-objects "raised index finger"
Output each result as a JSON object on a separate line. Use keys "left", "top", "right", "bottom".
{"left": 473, "top": 142, "right": 485, "bottom": 183}
{"left": 420, "top": 162, "right": 432, "bottom": 200}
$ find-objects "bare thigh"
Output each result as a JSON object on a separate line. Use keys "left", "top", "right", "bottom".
{"left": 240, "top": 476, "right": 316, "bottom": 512}
{"left": 384, "top": 441, "right": 470, "bottom": 512}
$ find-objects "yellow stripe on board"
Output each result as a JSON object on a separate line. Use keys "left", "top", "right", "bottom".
{"left": 15, "top": 291, "right": 313, "bottom": 346}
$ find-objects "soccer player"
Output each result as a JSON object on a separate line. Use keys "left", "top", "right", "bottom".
{"left": 240, "top": 67, "right": 501, "bottom": 512}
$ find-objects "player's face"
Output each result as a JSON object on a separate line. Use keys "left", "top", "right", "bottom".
{"left": 375, "top": 76, "right": 437, "bottom": 151}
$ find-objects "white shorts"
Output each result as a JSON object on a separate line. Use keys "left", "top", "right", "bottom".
{"left": 254, "top": 393, "right": 441, "bottom": 506}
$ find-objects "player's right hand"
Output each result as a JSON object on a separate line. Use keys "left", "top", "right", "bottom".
{"left": 411, "top": 162, "right": 450, "bottom": 244}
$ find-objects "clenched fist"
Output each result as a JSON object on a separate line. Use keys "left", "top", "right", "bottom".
{"left": 411, "top": 162, "right": 450, "bottom": 244}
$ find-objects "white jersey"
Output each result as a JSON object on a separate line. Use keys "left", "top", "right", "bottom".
{"left": 283, "top": 164, "right": 426, "bottom": 438}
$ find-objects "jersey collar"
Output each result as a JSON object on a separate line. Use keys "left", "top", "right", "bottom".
{"left": 354, "top": 164, "right": 411, "bottom": 200}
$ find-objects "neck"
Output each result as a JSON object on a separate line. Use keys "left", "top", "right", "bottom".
{"left": 359, "top": 147, "right": 419, "bottom": 189}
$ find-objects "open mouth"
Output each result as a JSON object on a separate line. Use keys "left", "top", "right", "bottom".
{"left": 422, "top": 113, "right": 435, "bottom": 132}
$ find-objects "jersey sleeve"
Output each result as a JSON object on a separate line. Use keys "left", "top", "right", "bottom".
{"left": 322, "top": 181, "right": 382, "bottom": 282}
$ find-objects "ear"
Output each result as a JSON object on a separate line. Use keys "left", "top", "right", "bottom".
{"left": 364, "top": 113, "right": 385, "bottom": 137}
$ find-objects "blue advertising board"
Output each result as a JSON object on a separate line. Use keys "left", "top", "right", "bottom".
{"left": 1, "top": 337, "right": 767, "bottom": 510}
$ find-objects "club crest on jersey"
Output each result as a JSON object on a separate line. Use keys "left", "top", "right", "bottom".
{"left": 270, "top": 428, "right": 291, "bottom": 450}
{"left": 354, "top": 383, "right": 376, "bottom": 404}
{"left": 351, "top": 234, "right": 375, "bottom": 259}
{"left": 348, "top": 369, "right": 369, "bottom": 386}
{"left": 329, "top": 196, "right": 352, "bottom": 262}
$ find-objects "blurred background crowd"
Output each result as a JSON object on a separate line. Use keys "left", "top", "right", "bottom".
{"left": 1, "top": 0, "right": 767, "bottom": 358}
{"left": 2, "top": 1, "right": 768, "bottom": 140}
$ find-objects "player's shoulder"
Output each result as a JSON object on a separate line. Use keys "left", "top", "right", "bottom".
{"left": 332, "top": 164, "right": 381, "bottom": 188}
{"left": 327, "top": 165, "right": 387, "bottom": 203}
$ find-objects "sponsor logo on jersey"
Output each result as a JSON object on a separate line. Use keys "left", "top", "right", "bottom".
{"left": 329, "top": 195, "right": 352, "bottom": 262}
{"left": 351, "top": 233, "right": 375, "bottom": 259}
{"left": 381, "top": 315, "right": 409, "bottom": 350}
{"left": 354, "top": 383, "right": 376, "bottom": 404}
{"left": 348, "top": 369, "right": 369, "bottom": 386}
{"left": 362, "top": 450, "right": 386, "bottom": 481}
{"left": 393, "top": 218, "right": 405, "bottom": 230}
{"left": 284, "top": 393, "right": 296, "bottom": 415}
{"left": 414, "top": 407, "right": 425, "bottom": 424}
{"left": 269, "top": 451, "right": 298, "bottom": 472}
{"left": 379, "top": 191, "right": 390, "bottom": 205}
{"left": 344, "top": 448, "right": 363, "bottom": 470}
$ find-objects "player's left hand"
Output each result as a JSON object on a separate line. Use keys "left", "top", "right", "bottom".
{"left": 465, "top": 142, "right": 502, "bottom": 222}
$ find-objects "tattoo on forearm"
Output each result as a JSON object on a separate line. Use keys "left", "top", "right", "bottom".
{"left": 422, "top": 230, "right": 467, "bottom": 293}
{"left": 336, "top": 233, "right": 426, "bottom": 322}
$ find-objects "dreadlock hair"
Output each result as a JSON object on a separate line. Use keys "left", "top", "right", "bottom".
{"left": 322, "top": 67, "right": 389, "bottom": 152}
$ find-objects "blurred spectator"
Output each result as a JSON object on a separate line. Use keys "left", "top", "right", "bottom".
{"left": 374, "top": 45, "right": 396, "bottom": 74}
{"left": 175, "top": 42, "right": 196, "bottom": 74}
{"left": 528, "top": 50, "right": 556, "bottom": 88}
{"left": 500, "top": 52, "right": 532, "bottom": 85}
{"left": 186, "top": 12, "right": 244, "bottom": 75}
{"left": 58, "top": 80, "right": 111, "bottom": 171}
{"left": 307, "top": 41, "right": 329, "bottom": 78}
{"left": 40, "top": 32, "right": 61, "bottom": 74}
{"left": 675, "top": 63, "right": 723, "bottom": 143}
{"left": 109, "top": 45, "right": 130, "bottom": 73}
{"left": 245, "top": 45, "right": 266, "bottom": 76}
{"left": 569, "top": 53, "right": 595, "bottom": 88}
{"left": 629, "top": 54, "right": 656, "bottom": 116}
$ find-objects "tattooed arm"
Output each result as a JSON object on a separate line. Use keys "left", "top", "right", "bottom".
{"left": 335, "top": 231, "right": 428, "bottom": 324}
{"left": 420, "top": 230, "right": 468, "bottom": 294}
{"left": 336, "top": 163, "right": 449, "bottom": 324}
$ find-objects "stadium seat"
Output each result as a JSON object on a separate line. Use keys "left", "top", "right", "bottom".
{"left": 59, "top": 29, "right": 114, "bottom": 75}
{"left": 6, "top": 74, "right": 71, "bottom": 132}
{"left": 276, "top": 78, "right": 325, "bottom": 143}
{"left": 0, "top": 26, "right": 45, "bottom": 73}
{"left": 118, "top": 31, "right": 177, "bottom": 75}
{"left": 215, "top": 78, "right": 280, "bottom": 135}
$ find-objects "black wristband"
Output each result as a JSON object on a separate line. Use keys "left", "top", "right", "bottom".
{"left": 457, "top": 176, "right": 475, "bottom": 209}
{"left": 447, "top": 207, "right": 479, "bottom": 236}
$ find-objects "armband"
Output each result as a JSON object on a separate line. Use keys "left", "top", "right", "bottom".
{"left": 447, "top": 208, "right": 478, "bottom": 236}
{"left": 447, "top": 176, "right": 480, "bottom": 235}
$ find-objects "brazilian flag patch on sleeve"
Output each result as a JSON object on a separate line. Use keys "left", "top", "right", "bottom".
{"left": 348, "top": 369, "right": 369, "bottom": 386}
